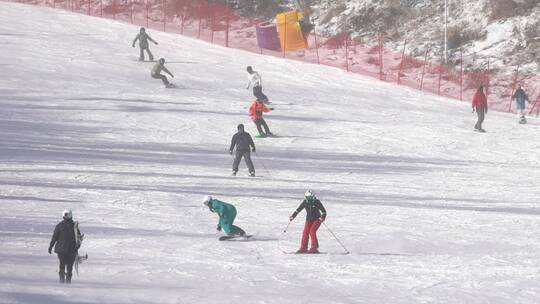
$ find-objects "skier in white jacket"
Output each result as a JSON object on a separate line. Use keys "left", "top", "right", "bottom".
{"left": 246, "top": 66, "right": 269, "bottom": 104}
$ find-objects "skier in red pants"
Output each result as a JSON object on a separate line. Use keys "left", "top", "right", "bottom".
{"left": 289, "top": 189, "right": 327, "bottom": 254}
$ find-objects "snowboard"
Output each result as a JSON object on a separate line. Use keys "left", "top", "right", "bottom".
{"left": 255, "top": 134, "right": 277, "bottom": 138}
{"left": 519, "top": 118, "right": 527, "bottom": 124}
{"left": 73, "top": 221, "right": 88, "bottom": 276}
{"left": 474, "top": 128, "right": 486, "bottom": 133}
{"left": 219, "top": 235, "right": 253, "bottom": 241}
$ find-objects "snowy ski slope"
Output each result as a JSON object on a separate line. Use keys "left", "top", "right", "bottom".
{"left": 1, "top": 2, "right": 540, "bottom": 303}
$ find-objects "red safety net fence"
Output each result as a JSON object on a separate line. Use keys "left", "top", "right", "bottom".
{"left": 11, "top": 0, "right": 540, "bottom": 116}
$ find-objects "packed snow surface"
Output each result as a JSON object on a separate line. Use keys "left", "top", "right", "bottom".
{"left": 1, "top": 3, "right": 540, "bottom": 304}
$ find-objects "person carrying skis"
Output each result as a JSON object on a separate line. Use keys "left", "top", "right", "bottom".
{"left": 289, "top": 190, "right": 327, "bottom": 254}
{"left": 246, "top": 66, "right": 270, "bottom": 104}
{"left": 512, "top": 83, "right": 531, "bottom": 123}
{"left": 48, "top": 209, "right": 82, "bottom": 284}
{"left": 229, "top": 123, "right": 256, "bottom": 177}
{"left": 132, "top": 27, "right": 158, "bottom": 61}
{"left": 248, "top": 99, "right": 274, "bottom": 137}
{"left": 472, "top": 85, "right": 488, "bottom": 132}
{"left": 202, "top": 195, "right": 246, "bottom": 237}
{"left": 151, "top": 58, "right": 174, "bottom": 88}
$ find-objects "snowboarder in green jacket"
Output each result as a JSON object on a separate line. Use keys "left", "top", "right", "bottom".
{"left": 202, "top": 196, "right": 246, "bottom": 236}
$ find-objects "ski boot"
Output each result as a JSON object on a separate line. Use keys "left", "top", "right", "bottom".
{"left": 58, "top": 271, "right": 65, "bottom": 283}
{"left": 232, "top": 170, "right": 237, "bottom": 176}
{"left": 308, "top": 248, "right": 320, "bottom": 254}
{"left": 249, "top": 171, "right": 255, "bottom": 177}
{"left": 66, "top": 273, "right": 72, "bottom": 284}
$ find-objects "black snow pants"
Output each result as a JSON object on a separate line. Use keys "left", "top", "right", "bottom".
{"left": 139, "top": 47, "right": 154, "bottom": 61}
{"left": 253, "top": 85, "right": 269, "bottom": 103}
{"left": 475, "top": 109, "right": 485, "bottom": 130}
{"left": 254, "top": 118, "right": 271, "bottom": 136}
{"left": 152, "top": 73, "right": 170, "bottom": 86}
{"left": 58, "top": 252, "right": 76, "bottom": 283}
{"left": 233, "top": 149, "right": 255, "bottom": 174}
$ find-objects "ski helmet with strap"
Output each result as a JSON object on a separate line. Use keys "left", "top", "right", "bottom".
{"left": 202, "top": 195, "right": 212, "bottom": 206}
{"left": 305, "top": 189, "right": 315, "bottom": 201}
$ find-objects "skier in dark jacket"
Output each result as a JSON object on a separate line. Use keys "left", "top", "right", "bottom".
{"left": 132, "top": 27, "right": 158, "bottom": 61}
{"left": 229, "top": 124, "right": 256, "bottom": 176}
{"left": 289, "top": 190, "right": 327, "bottom": 254}
{"left": 151, "top": 58, "right": 174, "bottom": 87}
{"left": 48, "top": 210, "right": 82, "bottom": 283}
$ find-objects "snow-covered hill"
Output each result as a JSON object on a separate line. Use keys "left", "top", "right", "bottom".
{"left": 1, "top": 2, "right": 540, "bottom": 303}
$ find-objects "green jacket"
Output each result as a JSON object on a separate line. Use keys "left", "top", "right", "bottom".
{"left": 209, "top": 199, "right": 236, "bottom": 219}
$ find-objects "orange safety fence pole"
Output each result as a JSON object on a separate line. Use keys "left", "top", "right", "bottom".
{"left": 420, "top": 48, "right": 429, "bottom": 90}
{"left": 508, "top": 64, "right": 520, "bottom": 112}
{"left": 397, "top": 40, "right": 406, "bottom": 85}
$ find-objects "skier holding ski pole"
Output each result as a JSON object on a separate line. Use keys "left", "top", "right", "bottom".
{"left": 289, "top": 189, "right": 327, "bottom": 254}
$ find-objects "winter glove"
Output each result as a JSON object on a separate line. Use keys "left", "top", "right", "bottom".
{"left": 252, "top": 147, "right": 256, "bottom": 153}
{"left": 155, "top": 42, "right": 159, "bottom": 45}
{"left": 270, "top": 108, "right": 274, "bottom": 111}
{"left": 319, "top": 216, "right": 326, "bottom": 223}
{"left": 229, "top": 150, "right": 233, "bottom": 155}
{"left": 48, "top": 247, "right": 52, "bottom": 254}
{"left": 132, "top": 44, "right": 135, "bottom": 48}
{"left": 217, "top": 224, "right": 222, "bottom": 231}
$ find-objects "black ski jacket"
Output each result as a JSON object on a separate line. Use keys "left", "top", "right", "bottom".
{"left": 49, "top": 219, "right": 80, "bottom": 255}
{"left": 292, "top": 199, "right": 327, "bottom": 221}
{"left": 230, "top": 131, "right": 255, "bottom": 152}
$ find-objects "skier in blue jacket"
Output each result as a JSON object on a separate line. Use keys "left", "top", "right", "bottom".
{"left": 202, "top": 196, "right": 246, "bottom": 236}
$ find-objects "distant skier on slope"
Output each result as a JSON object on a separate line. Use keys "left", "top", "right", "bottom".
{"left": 289, "top": 190, "right": 327, "bottom": 254}
{"left": 230, "top": 123, "right": 256, "bottom": 177}
{"left": 151, "top": 58, "right": 174, "bottom": 88}
{"left": 512, "top": 83, "right": 531, "bottom": 124}
{"left": 246, "top": 66, "right": 270, "bottom": 104}
{"left": 48, "top": 209, "right": 82, "bottom": 284}
{"left": 132, "top": 27, "right": 158, "bottom": 61}
{"left": 202, "top": 195, "right": 246, "bottom": 237}
{"left": 248, "top": 99, "right": 274, "bottom": 137}
{"left": 472, "top": 85, "right": 488, "bottom": 132}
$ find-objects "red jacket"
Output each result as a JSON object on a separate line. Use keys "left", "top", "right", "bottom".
{"left": 248, "top": 100, "right": 271, "bottom": 120}
{"left": 472, "top": 90, "right": 487, "bottom": 110}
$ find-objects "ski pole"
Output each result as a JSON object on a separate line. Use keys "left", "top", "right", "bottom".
{"left": 282, "top": 220, "right": 292, "bottom": 233}
{"left": 323, "top": 222, "right": 349, "bottom": 254}
{"left": 255, "top": 152, "right": 272, "bottom": 178}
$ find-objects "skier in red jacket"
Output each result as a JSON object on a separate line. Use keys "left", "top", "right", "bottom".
{"left": 248, "top": 99, "right": 274, "bottom": 137}
{"left": 289, "top": 190, "right": 327, "bottom": 254}
{"left": 472, "top": 85, "right": 488, "bottom": 132}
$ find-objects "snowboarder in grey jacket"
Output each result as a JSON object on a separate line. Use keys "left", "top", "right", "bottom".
{"left": 48, "top": 210, "right": 82, "bottom": 284}
{"left": 246, "top": 66, "right": 269, "bottom": 104}
{"left": 229, "top": 124, "right": 256, "bottom": 176}
{"left": 132, "top": 27, "right": 158, "bottom": 61}
{"left": 151, "top": 58, "right": 174, "bottom": 87}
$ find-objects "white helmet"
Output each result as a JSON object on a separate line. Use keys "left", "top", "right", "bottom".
{"left": 202, "top": 195, "right": 212, "bottom": 206}
{"left": 62, "top": 209, "right": 72, "bottom": 219}
{"left": 305, "top": 189, "right": 315, "bottom": 199}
